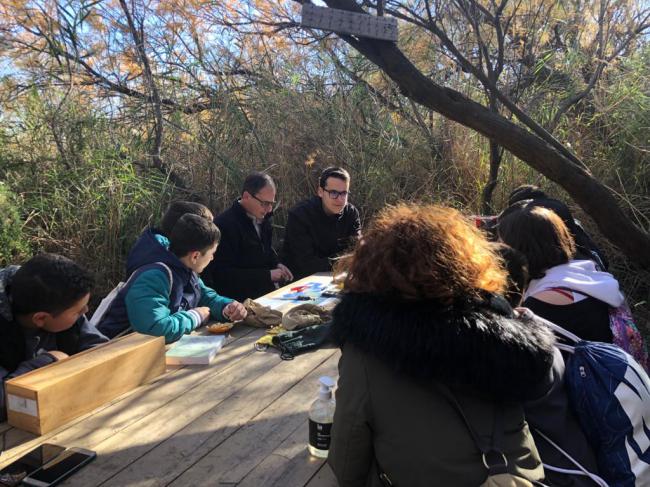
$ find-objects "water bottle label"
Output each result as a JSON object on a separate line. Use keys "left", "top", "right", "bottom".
{"left": 309, "top": 419, "right": 332, "bottom": 450}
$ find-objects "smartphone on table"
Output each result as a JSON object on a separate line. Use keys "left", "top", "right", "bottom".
{"left": 0, "top": 443, "right": 65, "bottom": 487}
{"left": 21, "top": 447, "right": 96, "bottom": 487}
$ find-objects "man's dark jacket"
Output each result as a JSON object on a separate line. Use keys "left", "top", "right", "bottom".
{"left": 281, "top": 196, "right": 361, "bottom": 280}
{"left": 204, "top": 200, "right": 278, "bottom": 302}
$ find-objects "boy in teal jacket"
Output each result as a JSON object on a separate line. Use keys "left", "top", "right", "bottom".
{"left": 99, "top": 214, "right": 246, "bottom": 342}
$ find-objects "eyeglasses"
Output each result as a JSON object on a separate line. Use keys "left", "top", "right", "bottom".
{"left": 322, "top": 189, "right": 350, "bottom": 200}
{"left": 251, "top": 193, "right": 276, "bottom": 209}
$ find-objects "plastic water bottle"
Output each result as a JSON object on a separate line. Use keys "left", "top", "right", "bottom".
{"left": 308, "top": 376, "right": 336, "bottom": 458}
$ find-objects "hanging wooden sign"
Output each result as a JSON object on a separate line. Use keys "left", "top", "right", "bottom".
{"left": 301, "top": 4, "right": 398, "bottom": 42}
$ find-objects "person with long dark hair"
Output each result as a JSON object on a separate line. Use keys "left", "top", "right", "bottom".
{"left": 498, "top": 204, "right": 622, "bottom": 344}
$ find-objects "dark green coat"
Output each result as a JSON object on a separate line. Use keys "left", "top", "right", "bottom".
{"left": 328, "top": 293, "right": 555, "bottom": 487}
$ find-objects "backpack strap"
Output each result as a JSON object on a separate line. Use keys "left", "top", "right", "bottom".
{"left": 121, "top": 262, "right": 173, "bottom": 295}
{"left": 436, "top": 384, "right": 508, "bottom": 475}
{"left": 536, "top": 317, "right": 580, "bottom": 354}
{"left": 153, "top": 262, "right": 173, "bottom": 294}
{"left": 110, "top": 262, "right": 174, "bottom": 339}
{"left": 438, "top": 385, "right": 551, "bottom": 486}
{"left": 533, "top": 428, "right": 609, "bottom": 487}
{"left": 517, "top": 309, "right": 580, "bottom": 351}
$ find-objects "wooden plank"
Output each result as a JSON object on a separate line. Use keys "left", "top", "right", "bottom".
{"left": 6, "top": 334, "right": 166, "bottom": 435}
{"left": 0, "top": 326, "right": 260, "bottom": 470}
{"left": 305, "top": 463, "right": 339, "bottom": 487}
{"left": 0, "top": 428, "right": 34, "bottom": 457}
{"left": 90, "top": 348, "right": 338, "bottom": 487}
{"left": 237, "top": 415, "right": 327, "bottom": 487}
{"left": 58, "top": 342, "right": 296, "bottom": 486}
{"left": 169, "top": 352, "right": 339, "bottom": 486}
{"left": 301, "top": 4, "right": 398, "bottom": 42}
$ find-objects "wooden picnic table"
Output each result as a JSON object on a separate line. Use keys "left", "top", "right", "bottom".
{"left": 0, "top": 274, "right": 340, "bottom": 486}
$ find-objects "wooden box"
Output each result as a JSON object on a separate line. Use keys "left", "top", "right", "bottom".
{"left": 5, "top": 333, "right": 166, "bottom": 435}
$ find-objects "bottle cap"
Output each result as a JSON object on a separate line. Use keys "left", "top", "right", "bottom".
{"left": 319, "top": 376, "right": 335, "bottom": 388}
{"left": 318, "top": 376, "right": 335, "bottom": 400}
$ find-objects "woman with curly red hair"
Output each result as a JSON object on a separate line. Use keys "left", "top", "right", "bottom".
{"left": 328, "top": 204, "right": 556, "bottom": 486}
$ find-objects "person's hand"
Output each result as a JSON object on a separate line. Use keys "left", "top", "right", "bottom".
{"left": 223, "top": 301, "right": 247, "bottom": 321}
{"left": 514, "top": 307, "right": 534, "bottom": 320}
{"left": 277, "top": 263, "right": 293, "bottom": 282}
{"left": 270, "top": 268, "right": 284, "bottom": 282}
{"left": 193, "top": 306, "right": 211, "bottom": 324}
{"left": 47, "top": 351, "right": 69, "bottom": 361}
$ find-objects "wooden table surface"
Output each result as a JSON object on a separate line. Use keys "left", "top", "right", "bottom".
{"left": 0, "top": 275, "right": 340, "bottom": 486}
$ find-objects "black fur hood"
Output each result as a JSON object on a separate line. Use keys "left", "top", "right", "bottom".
{"left": 331, "top": 292, "right": 555, "bottom": 402}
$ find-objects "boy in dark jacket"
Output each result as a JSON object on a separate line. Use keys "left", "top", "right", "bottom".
{"left": 98, "top": 215, "right": 246, "bottom": 343}
{"left": 281, "top": 167, "right": 361, "bottom": 280}
{"left": 0, "top": 253, "right": 108, "bottom": 419}
{"left": 204, "top": 173, "right": 293, "bottom": 301}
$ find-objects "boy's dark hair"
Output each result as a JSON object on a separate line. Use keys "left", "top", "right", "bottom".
{"left": 242, "top": 172, "right": 275, "bottom": 196}
{"left": 507, "top": 184, "right": 548, "bottom": 206}
{"left": 169, "top": 214, "right": 221, "bottom": 257}
{"left": 498, "top": 204, "right": 576, "bottom": 280}
{"left": 160, "top": 201, "right": 213, "bottom": 237}
{"left": 319, "top": 167, "right": 350, "bottom": 188}
{"left": 492, "top": 242, "right": 529, "bottom": 307}
{"left": 11, "top": 253, "right": 93, "bottom": 316}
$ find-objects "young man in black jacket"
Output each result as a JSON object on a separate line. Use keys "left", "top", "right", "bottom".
{"left": 281, "top": 167, "right": 361, "bottom": 280}
{"left": 203, "top": 172, "right": 292, "bottom": 301}
{"left": 0, "top": 253, "right": 108, "bottom": 419}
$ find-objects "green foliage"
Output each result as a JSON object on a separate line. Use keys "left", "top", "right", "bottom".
{"left": 593, "top": 49, "right": 650, "bottom": 193}
{"left": 0, "top": 92, "right": 174, "bottom": 296}
{"left": 0, "top": 182, "right": 29, "bottom": 265}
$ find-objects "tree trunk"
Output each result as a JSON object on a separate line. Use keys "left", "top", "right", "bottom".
{"left": 319, "top": 0, "right": 650, "bottom": 268}
{"left": 481, "top": 140, "right": 502, "bottom": 214}
{"left": 118, "top": 0, "right": 186, "bottom": 189}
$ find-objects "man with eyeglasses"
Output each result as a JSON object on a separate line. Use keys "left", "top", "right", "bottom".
{"left": 281, "top": 167, "right": 361, "bottom": 280}
{"left": 203, "top": 172, "right": 293, "bottom": 301}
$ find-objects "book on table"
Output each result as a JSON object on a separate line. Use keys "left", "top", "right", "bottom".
{"left": 165, "top": 335, "right": 226, "bottom": 365}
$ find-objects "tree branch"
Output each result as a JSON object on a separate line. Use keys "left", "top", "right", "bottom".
{"left": 305, "top": 0, "right": 650, "bottom": 267}
{"left": 118, "top": 0, "right": 164, "bottom": 171}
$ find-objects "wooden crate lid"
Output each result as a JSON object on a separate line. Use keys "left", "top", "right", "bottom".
{"left": 7, "top": 333, "right": 164, "bottom": 390}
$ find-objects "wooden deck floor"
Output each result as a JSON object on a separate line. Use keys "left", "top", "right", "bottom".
{"left": 0, "top": 278, "right": 340, "bottom": 486}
